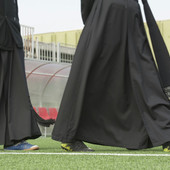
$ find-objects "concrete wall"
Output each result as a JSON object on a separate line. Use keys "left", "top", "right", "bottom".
{"left": 34, "top": 30, "right": 82, "bottom": 46}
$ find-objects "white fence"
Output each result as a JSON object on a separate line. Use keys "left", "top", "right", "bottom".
{"left": 21, "top": 25, "right": 34, "bottom": 59}
{"left": 21, "top": 25, "right": 76, "bottom": 63}
{"left": 33, "top": 40, "right": 75, "bottom": 63}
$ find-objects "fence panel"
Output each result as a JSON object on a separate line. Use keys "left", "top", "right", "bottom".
{"left": 21, "top": 25, "right": 76, "bottom": 63}
{"left": 21, "top": 25, "right": 34, "bottom": 59}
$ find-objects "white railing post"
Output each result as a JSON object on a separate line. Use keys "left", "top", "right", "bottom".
{"left": 36, "top": 38, "right": 39, "bottom": 60}
{"left": 21, "top": 25, "right": 35, "bottom": 59}
{"left": 57, "top": 42, "right": 61, "bottom": 63}
{"left": 52, "top": 43, "right": 56, "bottom": 62}
{"left": 32, "top": 27, "right": 34, "bottom": 59}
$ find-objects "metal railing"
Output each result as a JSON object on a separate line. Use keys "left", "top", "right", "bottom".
{"left": 33, "top": 40, "right": 75, "bottom": 63}
{"left": 21, "top": 25, "right": 76, "bottom": 63}
{"left": 21, "top": 25, "right": 35, "bottom": 59}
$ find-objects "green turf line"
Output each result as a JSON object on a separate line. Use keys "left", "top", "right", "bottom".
{"left": 1, "top": 138, "right": 170, "bottom": 169}
{"left": 0, "top": 152, "right": 170, "bottom": 156}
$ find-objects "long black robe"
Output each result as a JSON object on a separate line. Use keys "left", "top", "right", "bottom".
{"left": 52, "top": 0, "right": 170, "bottom": 149}
{"left": 0, "top": 0, "right": 42, "bottom": 146}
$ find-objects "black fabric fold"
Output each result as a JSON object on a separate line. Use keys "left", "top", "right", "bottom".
{"left": 81, "top": 0, "right": 95, "bottom": 24}
{"left": 52, "top": 0, "right": 170, "bottom": 149}
{"left": 32, "top": 110, "right": 55, "bottom": 127}
{"left": 142, "top": 0, "right": 170, "bottom": 88}
{"left": 0, "top": 0, "right": 23, "bottom": 50}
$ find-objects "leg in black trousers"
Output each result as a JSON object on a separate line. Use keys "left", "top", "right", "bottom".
{"left": 0, "top": 48, "right": 41, "bottom": 150}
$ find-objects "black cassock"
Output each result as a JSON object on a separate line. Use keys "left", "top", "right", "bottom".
{"left": 52, "top": 0, "right": 170, "bottom": 149}
{"left": 0, "top": 0, "right": 43, "bottom": 146}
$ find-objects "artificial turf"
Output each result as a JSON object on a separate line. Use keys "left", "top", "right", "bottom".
{"left": 0, "top": 137, "right": 170, "bottom": 170}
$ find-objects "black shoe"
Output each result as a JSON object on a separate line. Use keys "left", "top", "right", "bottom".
{"left": 61, "top": 141, "right": 94, "bottom": 152}
{"left": 162, "top": 142, "right": 170, "bottom": 152}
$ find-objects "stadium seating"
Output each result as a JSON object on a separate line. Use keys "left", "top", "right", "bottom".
{"left": 49, "top": 108, "right": 58, "bottom": 120}
{"left": 38, "top": 107, "right": 51, "bottom": 120}
{"left": 33, "top": 107, "right": 58, "bottom": 137}
{"left": 34, "top": 107, "right": 58, "bottom": 120}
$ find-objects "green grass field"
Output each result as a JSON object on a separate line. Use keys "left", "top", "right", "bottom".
{"left": 0, "top": 137, "right": 170, "bottom": 170}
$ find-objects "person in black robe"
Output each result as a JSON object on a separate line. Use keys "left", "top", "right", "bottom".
{"left": 52, "top": 0, "right": 170, "bottom": 152}
{"left": 0, "top": 0, "right": 54, "bottom": 150}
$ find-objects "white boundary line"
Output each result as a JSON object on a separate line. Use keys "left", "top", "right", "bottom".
{"left": 0, "top": 152, "right": 170, "bottom": 156}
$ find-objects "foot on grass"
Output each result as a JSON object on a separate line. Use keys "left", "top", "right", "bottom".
{"left": 61, "top": 140, "right": 94, "bottom": 152}
{"left": 4, "top": 141, "right": 39, "bottom": 151}
{"left": 162, "top": 142, "right": 170, "bottom": 152}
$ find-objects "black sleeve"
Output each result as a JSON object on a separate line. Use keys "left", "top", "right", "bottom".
{"left": 81, "top": 0, "right": 95, "bottom": 24}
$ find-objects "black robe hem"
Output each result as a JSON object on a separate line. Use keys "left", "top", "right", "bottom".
{"left": 52, "top": 134, "right": 170, "bottom": 149}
